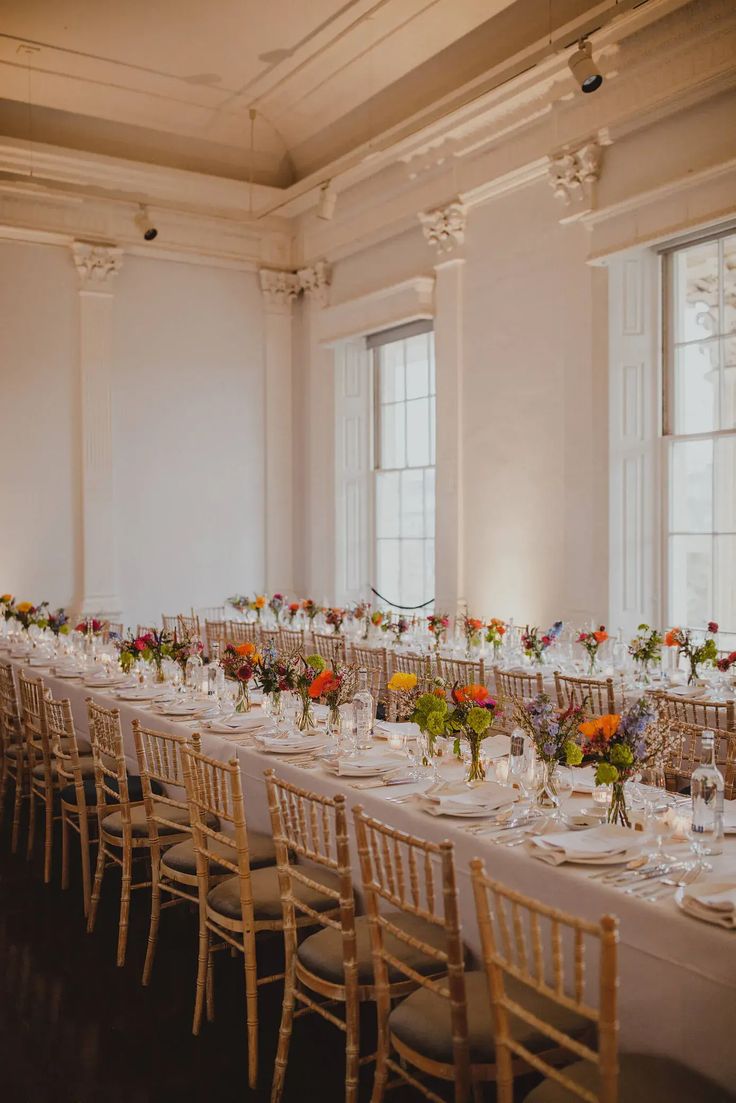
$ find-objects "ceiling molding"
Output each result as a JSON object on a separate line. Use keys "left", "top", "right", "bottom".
{"left": 319, "top": 276, "right": 435, "bottom": 346}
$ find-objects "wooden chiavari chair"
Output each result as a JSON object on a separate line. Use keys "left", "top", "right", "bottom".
{"left": 133, "top": 722, "right": 277, "bottom": 986}
{"left": 0, "top": 660, "right": 24, "bottom": 852}
{"left": 182, "top": 747, "right": 340, "bottom": 1089}
{"left": 389, "top": 651, "right": 435, "bottom": 683}
{"left": 279, "top": 625, "right": 306, "bottom": 653}
{"left": 267, "top": 774, "right": 449, "bottom": 1103}
{"left": 86, "top": 700, "right": 170, "bottom": 967}
{"left": 102, "top": 621, "right": 124, "bottom": 641}
{"left": 470, "top": 858, "right": 722, "bottom": 1103}
{"left": 436, "top": 655, "right": 487, "bottom": 690}
{"left": 162, "top": 614, "right": 178, "bottom": 634}
{"left": 204, "top": 618, "right": 228, "bottom": 656}
{"left": 178, "top": 613, "right": 201, "bottom": 640}
{"left": 554, "top": 673, "right": 619, "bottom": 717}
{"left": 352, "top": 644, "right": 389, "bottom": 708}
{"left": 655, "top": 690, "right": 734, "bottom": 733}
{"left": 195, "top": 605, "right": 226, "bottom": 623}
{"left": 45, "top": 693, "right": 97, "bottom": 915}
{"left": 313, "top": 631, "right": 347, "bottom": 665}
{"left": 259, "top": 626, "right": 280, "bottom": 652}
{"left": 227, "top": 620, "right": 259, "bottom": 646}
{"left": 17, "top": 670, "right": 53, "bottom": 874}
{"left": 494, "top": 668, "right": 544, "bottom": 709}
{"left": 136, "top": 624, "right": 157, "bottom": 637}
{"left": 665, "top": 718, "right": 736, "bottom": 798}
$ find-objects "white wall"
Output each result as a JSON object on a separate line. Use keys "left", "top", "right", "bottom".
{"left": 0, "top": 240, "right": 81, "bottom": 609}
{"left": 112, "top": 256, "right": 265, "bottom": 629}
{"left": 0, "top": 242, "right": 266, "bottom": 628}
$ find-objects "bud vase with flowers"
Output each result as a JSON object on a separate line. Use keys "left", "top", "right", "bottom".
{"left": 628, "top": 624, "right": 662, "bottom": 685}
{"left": 412, "top": 684, "right": 497, "bottom": 782}
{"left": 427, "top": 613, "right": 450, "bottom": 651}
{"left": 512, "top": 693, "right": 584, "bottom": 811}
{"left": 222, "top": 642, "right": 260, "bottom": 712}
{"left": 665, "top": 622, "right": 719, "bottom": 684}
{"left": 255, "top": 645, "right": 297, "bottom": 719}
{"left": 308, "top": 664, "right": 358, "bottom": 743}
{"left": 462, "top": 614, "right": 484, "bottom": 657}
{"left": 325, "top": 607, "right": 345, "bottom": 634}
{"left": 294, "top": 654, "right": 326, "bottom": 732}
{"left": 577, "top": 626, "right": 608, "bottom": 674}
{"left": 521, "top": 621, "right": 563, "bottom": 666}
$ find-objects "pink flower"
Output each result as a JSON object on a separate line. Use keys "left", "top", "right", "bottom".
{"left": 134, "top": 638, "right": 147, "bottom": 652}
{"left": 708, "top": 621, "right": 719, "bottom": 634}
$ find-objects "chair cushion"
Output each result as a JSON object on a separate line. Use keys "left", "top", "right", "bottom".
{"left": 161, "top": 831, "right": 276, "bottom": 876}
{"left": 207, "top": 863, "right": 341, "bottom": 923}
{"left": 33, "top": 755, "right": 95, "bottom": 781}
{"left": 102, "top": 802, "right": 214, "bottom": 838}
{"left": 523, "top": 1053, "right": 730, "bottom": 1103}
{"left": 59, "top": 775, "right": 164, "bottom": 808}
{"left": 298, "top": 912, "right": 453, "bottom": 987}
{"left": 389, "top": 972, "right": 589, "bottom": 1066}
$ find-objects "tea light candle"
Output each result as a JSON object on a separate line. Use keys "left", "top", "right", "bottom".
{"left": 495, "top": 758, "right": 510, "bottom": 784}
{"left": 667, "top": 808, "right": 692, "bottom": 840}
{"left": 387, "top": 727, "right": 405, "bottom": 751}
{"left": 593, "top": 784, "right": 611, "bottom": 807}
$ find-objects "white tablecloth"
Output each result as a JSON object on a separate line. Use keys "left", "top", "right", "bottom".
{"left": 8, "top": 655, "right": 736, "bottom": 1092}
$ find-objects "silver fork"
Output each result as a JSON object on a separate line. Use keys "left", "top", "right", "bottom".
{"left": 640, "top": 865, "right": 702, "bottom": 901}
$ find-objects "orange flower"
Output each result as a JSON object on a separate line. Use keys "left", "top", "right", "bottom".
{"left": 254, "top": 595, "right": 266, "bottom": 609}
{"left": 455, "top": 683, "right": 490, "bottom": 704}
{"left": 1, "top": 594, "right": 12, "bottom": 603}
{"left": 235, "top": 642, "right": 258, "bottom": 659}
{"left": 488, "top": 618, "right": 506, "bottom": 635}
{"left": 664, "top": 628, "right": 681, "bottom": 648}
{"left": 578, "top": 714, "right": 621, "bottom": 743}
{"left": 593, "top": 630, "right": 608, "bottom": 644}
{"left": 308, "top": 670, "right": 340, "bottom": 699}
{"left": 467, "top": 618, "right": 483, "bottom": 631}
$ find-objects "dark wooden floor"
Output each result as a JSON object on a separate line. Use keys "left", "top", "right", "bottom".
{"left": 0, "top": 808, "right": 385, "bottom": 1103}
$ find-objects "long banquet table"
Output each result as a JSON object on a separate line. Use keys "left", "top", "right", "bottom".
{"left": 8, "top": 656, "right": 736, "bottom": 1093}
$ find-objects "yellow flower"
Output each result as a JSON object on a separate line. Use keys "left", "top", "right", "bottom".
{"left": 254, "top": 595, "right": 266, "bottom": 609}
{"left": 16, "top": 601, "right": 33, "bottom": 614}
{"left": 388, "top": 672, "right": 417, "bottom": 692}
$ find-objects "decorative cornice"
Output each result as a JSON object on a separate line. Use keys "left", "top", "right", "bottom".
{"left": 418, "top": 200, "right": 467, "bottom": 254}
{"left": 548, "top": 141, "right": 603, "bottom": 208}
{"left": 71, "top": 242, "right": 123, "bottom": 290}
{"left": 297, "top": 260, "right": 331, "bottom": 306}
{"left": 258, "top": 267, "right": 300, "bottom": 310}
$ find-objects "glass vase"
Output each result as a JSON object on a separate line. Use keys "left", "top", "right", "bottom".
{"left": 297, "top": 696, "right": 318, "bottom": 733}
{"left": 466, "top": 734, "right": 486, "bottom": 783}
{"left": 235, "top": 683, "right": 251, "bottom": 713}
{"left": 267, "top": 691, "right": 284, "bottom": 722}
{"left": 688, "top": 658, "right": 699, "bottom": 685}
{"left": 535, "top": 759, "right": 560, "bottom": 811}
{"left": 608, "top": 780, "right": 631, "bottom": 827}
{"left": 154, "top": 659, "right": 166, "bottom": 684}
{"left": 327, "top": 704, "right": 343, "bottom": 743}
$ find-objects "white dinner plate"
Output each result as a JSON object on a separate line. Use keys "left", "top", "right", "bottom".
{"left": 257, "top": 737, "right": 328, "bottom": 754}
{"left": 415, "top": 795, "right": 516, "bottom": 819}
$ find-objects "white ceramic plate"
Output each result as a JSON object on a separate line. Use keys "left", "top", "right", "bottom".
{"left": 257, "top": 738, "right": 328, "bottom": 754}
{"left": 415, "top": 795, "right": 516, "bottom": 819}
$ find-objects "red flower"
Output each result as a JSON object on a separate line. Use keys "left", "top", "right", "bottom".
{"left": 708, "top": 621, "right": 719, "bottom": 634}
{"left": 134, "top": 638, "right": 147, "bottom": 652}
{"left": 717, "top": 651, "right": 736, "bottom": 672}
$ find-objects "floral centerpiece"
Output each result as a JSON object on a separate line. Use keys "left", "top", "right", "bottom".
{"left": 665, "top": 622, "right": 718, "bottom": 683}
{"left": 251, "top": 594, "right": 267, "bottom": 621}
{"left": 382, "top": 615, "right": 409, "bottom": 643}
{"left": 718, "top": 651, "right": 736, "bottom": 673}
{"left": 325, "top": 607, "right": 345, "bottom": 634}
{"left": 485, "top": 618, "right": 506, "bottom": 659}
{"left": 427, "top": 613, "right": 449, "bottom": 650}
{"left": 76, "top": 617, "right": 105, "bottom": 636}
{"left": 412, "top": 684, "right": 497, "bottom": 782}
{"left": 222, "top": 642, "right": 260, "bottom": 711}
{"left": 350, "top": 601, "right": 370, "bottom": 638}
{"left": 115, "top": 630, "right": 176, "bottom": 679}
{"left": 227, "top": 594, "right": 250, "bottom": 615}
{"left": 269, "top": 593, "right": 285, "bottom": 622}
{"left": 1, "top": 595, "right": 14, "bottom": 621}
{"left": 462, "top": 614, "right": 484, "bottom": 655}
{"left": 308, "top": 663, "right": 358, "bottom": 740}
{"left": 14, "top": 601, "right": 49, "bottom": 630}
{"left": 387, "top": 671, "right": 446, "bottom": 722}
{"left": 521, "top": 621, "right": 563, "bottom": 664}
{"left": 576, "top": 625, "right": 608, "bottom": 674}
{"left": 578, "top": 698, "right": 670, "bottom": 827}
{"left": 46, "top": 609, "right": 70, "bottom": 636}
{"left": 286, "top": 602, "right": 301, "bottom": 624}
{"left": 628, "top": 624, "right": 662, "bottom": 682}
{"left": 255, "top": 645, "right": 297, "bottom": 718}
{"left": 302, "top": 598, "right": 321, "bottom": 623}
{"left": 513, "top": 693, "right": 584, "bottom": 808}
{"left": 370, "top": 610, "right": 385, "bottom": 630}
{"left": 294, "top": 654, "right": 326, "bottom": 731}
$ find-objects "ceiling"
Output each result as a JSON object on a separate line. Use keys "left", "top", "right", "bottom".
{"left": 0, "top": 0, "right": 612, "bottom": 188}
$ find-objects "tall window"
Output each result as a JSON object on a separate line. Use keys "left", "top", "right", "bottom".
{"left": 664, "top": 230, "right": 736, "bottom": 648}
{"left": 371, "top": 325, "right": 435, "bottom": 608}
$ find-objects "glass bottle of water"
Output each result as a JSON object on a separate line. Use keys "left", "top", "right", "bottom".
{"left": 185, "top": 640, "right": 204, "bottom": 694}
{"left": 507, "top": 730, "right": 529, "bottom": 795}
{"left": 208, "top": 641, "right": 225, "bottom": 700}
{"left": 353, "top": 669, "right": 374, "bottom": 752}
{"left": 691, "top": 730, "right": 724, "bottom": 856}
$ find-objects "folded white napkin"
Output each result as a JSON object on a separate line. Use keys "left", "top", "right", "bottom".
{"left": 209, "top": 715, "right": 273, "bottom": 734}
{"left": 335, "top": 749, "right": 404, "bottom": 775}
{"left": 255, "top": 731, "right": 322, "bottom": 751}
{"left": 422, "top": 780, "right": 515, "bottom": 816}
{"left": 531, "top": 824, "right": 637, "bottom": 865}
{"left": 28, "top": 656, "right": 52, "bottom": 667}
{"left": 375, "top": 721, "right": 420, "bottom": 740}
{"left": 681, "top": 883, "right": 736, "bottom": 929}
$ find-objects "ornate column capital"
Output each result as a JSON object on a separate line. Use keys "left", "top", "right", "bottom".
{"left": 259, "top": 267, "right": 300, "bottom": 311}
{"left": 71, "top": 242, "right": 123, "bottom": 291}
{"left": 548, "top": 141, "right": 603, "bottom": 207}
{"left": 418, "top": 199, "right": 467, "bottom": 255}
{"left": 297, "top": 260, "right": 331, "bottom": 307}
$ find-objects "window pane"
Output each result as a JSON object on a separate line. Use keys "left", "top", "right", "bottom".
{"left": 405, "top": 335, "right": 429, "bottom": 399}
{"left": 424, "top": 467, "right": 435, "bottom": 538}
{"left": 673, "top": 342, "right": 719, "bottom": 434}
{"left": 400, "top": 540, "right": 425, "bottom": 606}
{"left": 723, "top": 336, "right": 736, "bottom": 429}
{"left": 673, "top": 240, "right": 719, "bottom": 344}
{"left": 376, "top": 539, "right": 400, "bottom": 603}
{"left": 406, "top": 397, "right": 430, "bottom": 467}
{"left": 375, "top": 472, "right": 400, "bottom": 538}
{"left": 379, "top": 344, "right": 404, "bottom": 403}
{"left": 670, "top": 439, "right": 712, "bottom": 533}
{"left": 724, "top": 235, "right": 736, "bottom": 335}
{"left": 669, "top": 534, "right": 712, "bottom": 628}
{"left": 424, "top": 539, "right": 435, "bottom": 602}
{"left": 428, "top": 338, "right": 436, "bottom": 395}
{"left": 380, "top": 402, "right": 405, "bottom": 469}
{"left": 714, "top": 534, "right": 736, "bottom": 637}
{"left": 400, "top": 468, "right": 424, "bottom": 537}
{"left": 714, "top": 436, "right": 736, "bottom": 533}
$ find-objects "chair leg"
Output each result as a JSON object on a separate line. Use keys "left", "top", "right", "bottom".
{"left": 370, "top": 990, "right": 391, "bottom": 1103}
{"left": 61, "top": 810, "right": 69, "bottom": 890}
{"left": 206, "top": 950, "right": 215, "bottom": 1023}
{"left": 243, "top": 933, "right": 259, "bottom": 1090}
{"left": 43, "top": 786, "right": 54, "bottom": 883}
{"left": 116, "top": 841, "right": 133, "bottom": 968}
{"left": 11, "top": 765, "right": 25, "bottom": 854}
{"left": 87, "top": 837, "right": 106, "bottom": 934}
{"left": 271, "top": 938, "right": 297, "bottom": 1103}
{"left": 78, "top": 812, "right": 92, "bottom": 919}
{"left": 26, "top": 785, "right": 36, "bottom": 861}
{"left": 0, "top": 753, "right": 8, "bottom": 824}
{"left": 192, "top": 919, "right": 210, "bottom": 1035}
{"left": 142, "top": 850, "right": 161, "bottom": 986}
{"left": 344, "top": 976, "right": 360, "bottom": 1103}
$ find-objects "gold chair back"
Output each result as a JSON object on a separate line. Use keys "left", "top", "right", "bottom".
{"left": 656, "top": 691, "right": 734, "bottom": 733}
{"left": 494, "top": 668, "right": 544, "bottom": 707}
{"left": 554, "top": 672, "right": 617, "bottom": 717}
{"left": 312, "top": 631, "right": 347, "bottom": 665}
{"left": 436, "top": 655, "right": 486, "bottom": 690}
